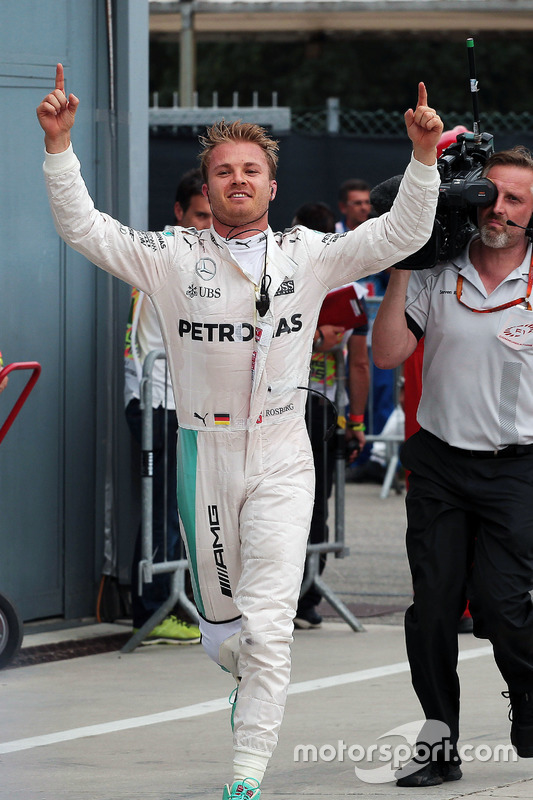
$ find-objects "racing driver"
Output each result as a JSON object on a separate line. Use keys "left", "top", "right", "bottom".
{"left": 37, "top": 64, "right": 443, "bottom": 800}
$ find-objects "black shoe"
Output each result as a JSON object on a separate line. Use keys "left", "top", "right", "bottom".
{"left": 294, "top": 607, "right": 323, "bottom": 629}
{"left": 504, "top": 690, "right": 533, "bottom": 757}
{"left": 395, "top": 761, "right": 462, "bottom": 787}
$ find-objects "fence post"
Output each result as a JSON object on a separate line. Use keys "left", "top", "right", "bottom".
{"left": 179, "top": 1, "right": 195, "bottom": 107}
{"left": 327, "top": 97, "right": 340, "bottom": 134}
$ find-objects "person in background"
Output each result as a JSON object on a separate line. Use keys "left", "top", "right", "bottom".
{"left": 124, "top": 169, "right": 211, "bottom": 644}
{"left": 335, "top": 178, "right": 372, "bottom": 233}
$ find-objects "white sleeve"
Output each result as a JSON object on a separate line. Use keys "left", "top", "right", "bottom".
{"left": 43, "top": 147, "right": 176, "bottom": 296}
{"left": 304, "top": 154, "right": 440, "bottom": 291}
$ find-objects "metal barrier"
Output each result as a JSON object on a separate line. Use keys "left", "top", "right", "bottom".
{"left": 121, "top": 350, "right": 198, "bottom": 654}
{"left": 300, "top": 347, "right": 364, "bottom": 632}
{"left": 150, "top": 90, "right": 291, "bottom": 134}
{"left": 364, "top": 433, "right": 404, "bottom": 500}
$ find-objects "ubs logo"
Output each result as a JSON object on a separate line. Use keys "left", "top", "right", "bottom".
{"left": 195, "top": 257, "right": 217, "bottom": 281}
{"left": 186, "top": 284, "right": 221, "bottom": 299}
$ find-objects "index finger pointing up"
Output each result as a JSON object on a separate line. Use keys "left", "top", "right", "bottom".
{"left": 417, "top": 82, "right": 428, "bottom": 109}
{"left": 55, "top": 63, "right": 65, "bottom": 94}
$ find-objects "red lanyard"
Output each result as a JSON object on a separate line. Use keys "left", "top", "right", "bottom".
{"left": 456, "top": 250, "right": 533, "bottom": 313}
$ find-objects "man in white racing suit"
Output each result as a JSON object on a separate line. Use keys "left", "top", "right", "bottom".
{"left": 37, "top": 65, "right": 442, "bottom": 800}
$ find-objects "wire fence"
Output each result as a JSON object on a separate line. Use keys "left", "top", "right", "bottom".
{"left": 291, "top": 107, "right": 533, "bottom": 136}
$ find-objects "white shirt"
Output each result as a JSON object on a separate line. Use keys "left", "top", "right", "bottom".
{"left": 226, "top": 232, "right": 267, "bottom": 285}
{"left": 406, "top": 238, "right": 533, "bottom": 450}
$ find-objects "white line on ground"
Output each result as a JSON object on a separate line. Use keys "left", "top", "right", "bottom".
{"left": 0, "top": 645, "right": 492, "bottom": 755}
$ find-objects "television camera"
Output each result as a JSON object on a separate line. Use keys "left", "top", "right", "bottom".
{"left": 392, "top": 38, "right": 498, "bottom": 269}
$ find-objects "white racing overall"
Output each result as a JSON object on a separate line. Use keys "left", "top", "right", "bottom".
{"left": 44, "top": 146, "right": 439, "bottom": 760}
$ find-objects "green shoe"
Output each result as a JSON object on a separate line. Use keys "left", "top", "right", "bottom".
{"left": 134, "top": 615, "right": 201, "bottom": 645}
{"left": 222, "top": 778, "right": 260, "bottom": 800}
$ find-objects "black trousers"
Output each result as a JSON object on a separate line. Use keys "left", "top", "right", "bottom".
{"left": 401, "top": 428, "right": 533, "bottom": 752}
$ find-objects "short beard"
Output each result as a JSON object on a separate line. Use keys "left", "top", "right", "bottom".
{"left": 479, "top": 224, "right": 511, "bottom": 249}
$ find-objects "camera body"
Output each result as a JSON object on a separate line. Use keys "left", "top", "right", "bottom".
{"left": 436, "top": 131, "right": 496, "bottom": 260}
{"left": 397, "top": 130, "right": 497, "bottom": 270}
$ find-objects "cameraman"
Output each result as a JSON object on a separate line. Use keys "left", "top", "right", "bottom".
{"left": 372, "top": 145, "right": 533, "bottom": 787}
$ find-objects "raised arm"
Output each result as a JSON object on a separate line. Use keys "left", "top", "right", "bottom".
{"left": 36, "top": 64, "right": 174, "bottom": 297}
{"left": 36, "top": 63, "right": 79, "bottom": 153}
{"left": 371, "top": 83, "right": 440, "bottom": 364}
{"left": 405, "top": 82, "right": 444, "bottom": 166}
{"left": 372, "top": 269, "right": 418, "bottom": 369}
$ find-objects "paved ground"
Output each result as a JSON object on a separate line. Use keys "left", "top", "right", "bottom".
{"left": 2, "top": 481, "right": 533, "bottom": 799}
{"left": 318, "top": 477, "right": 412, "bottom": 626}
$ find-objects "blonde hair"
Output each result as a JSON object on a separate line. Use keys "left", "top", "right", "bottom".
{"left": 198, "top": 120, "right": 279, "bottom": 182}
